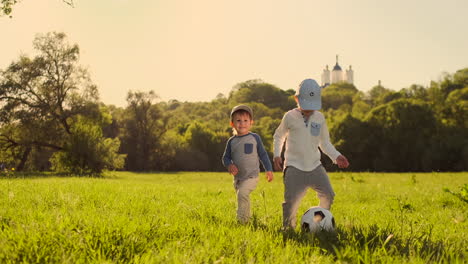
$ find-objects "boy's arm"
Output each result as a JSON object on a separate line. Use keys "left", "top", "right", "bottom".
{"left": 318, "top": 120, "right": 341, "bottom": 162}
{"left": 273, "top": 113, "right": 288, "bottom": 171}
{"left": 222, "top": 138, "right": 240, "bottom": 175}
{"left": 273, "top": 113, "right": 289, "bottom": 158}
{"left": 221, "top": 138, "right": 234, "bottom": 167}
{"left": 265, "top": 171, "right": 273, "bottom": 182}
{"left": 336, "top": 155, "right": 350, "bottom": 168}
{"left": 254, "top": 134, "right": 274, "bottom": 182}
{"left": 253, "top": 134, "right": 273, "bottom": 172}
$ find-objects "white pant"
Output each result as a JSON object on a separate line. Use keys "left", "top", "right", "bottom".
{"left": 234, "top": 177, "right": 259, "bottom": 223}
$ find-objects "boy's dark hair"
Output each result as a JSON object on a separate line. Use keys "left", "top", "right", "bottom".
{"left": 231, "top": 109, "right": 252, "bottom": 121}
{"left": 230, "top": 105, "right": 253, "bottom": 121}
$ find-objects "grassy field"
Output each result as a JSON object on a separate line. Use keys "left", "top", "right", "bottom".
{"left": 0, "top": 171, "right": 467, "bottom": 263}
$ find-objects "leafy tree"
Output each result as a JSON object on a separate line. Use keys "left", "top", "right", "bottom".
{"left": 322, "top": 83, "right": 358, "bottom": 110}
{"left": 0, "top": 32, "right": 95, "bottom": 168}
{"left": 184, "top": 122, "right": 216, "bottom": 156}
{"left": 439, "top": 68, "right": 468, "bottom": 97}
{"left": 351, "top": 92, "right": 372, "bottom": 120}
{"left": 119, "top": 90, "right": 165, "bottom": 171}
{"left": 102, "top": 104, "right": 124, "bottom": 139}
{"left": 322, "top": 110, "right": 343, "bottom": 133}
{"left": 252, "top": 116, "right": 281, "bottom": 153}
{"left": 425, "top": 81, "right": 447, "bottom": 120}
{"left": 367, "top": 83, "right": 394, "bottom": 106}
{"left": 453, "top": 68, "right": 468, "bottom": 86}
{"left": 50, "top": 117, "right": 125, "bottom": 175}
{"left": 0, "top": 32, "right": 120, "bottom": 174}
{"left": 245, "top": 102, "right": 284, "bottom": 121}
{"left": 180, "top": 121, "right": 227, "bottom": 171}
{"left": 380, "top": 91, "right": 404, "bottom": 104}
{"left": 157, "top": 129, "right": 187, "bottom": 171}
{"left": 229, "top": 79, "right": 295, "bottom": 111}
{"left": 0, "top": 129, "right": 18, "bottom": 169}
{"left": 401, "top": 84, "right": 428, "bottom": 100}
{"left": 364, "top": 99, "right": 437, "bottom": 171}
{"left": 330, "top": 115, "right": 372, "bottom": 171}
{"left": 434, "top": 86, "right": 468, "bottom": 171}
{"left": 444, "top": 87, "right": 468, "bottom": 128}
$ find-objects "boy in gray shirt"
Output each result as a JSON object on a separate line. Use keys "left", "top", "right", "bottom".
{"left": 222, "top": 105, "right": 274, "bottom": 223}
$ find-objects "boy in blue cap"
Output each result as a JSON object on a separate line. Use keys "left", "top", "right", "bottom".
{"left": 273, "top": 79, "right": 349, "bottom": 229}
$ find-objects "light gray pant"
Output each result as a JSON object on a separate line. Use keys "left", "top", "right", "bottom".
{"left": 282, "top": 165, "right": 335, "bottom": 228}
{"left": 234, "top": 177, "right": 259, "bottom": 223}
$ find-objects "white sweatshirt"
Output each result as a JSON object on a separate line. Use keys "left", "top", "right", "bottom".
{"left": 273, "top": 108, "right": 341, "bottom": 171}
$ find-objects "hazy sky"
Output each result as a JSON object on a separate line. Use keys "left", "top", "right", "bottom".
{"left": 1, "top": 0, "right": 467, "bottom": 106}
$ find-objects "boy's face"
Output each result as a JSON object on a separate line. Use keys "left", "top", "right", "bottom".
{"left": 230, "top": 112, "right": 253, "bottom": 136}
{"left": 295, "top": 96, "right": 315, "bottom": 117}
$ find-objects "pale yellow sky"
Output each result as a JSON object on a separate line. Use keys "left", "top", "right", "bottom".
{"left": 1, "top": 0, "right": 467, "bottom": 106}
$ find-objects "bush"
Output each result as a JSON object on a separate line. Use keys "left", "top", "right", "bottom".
{"left": 50, "top": 118, "right": 126, "bottom": 175}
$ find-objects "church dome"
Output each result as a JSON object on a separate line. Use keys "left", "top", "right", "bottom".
{"left": 332, "top": 63, "right": 342, "bottom": 71}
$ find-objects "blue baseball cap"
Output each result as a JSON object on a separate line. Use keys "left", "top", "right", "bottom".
{"left": 295, "top": 79, "right": 322, "bottom": 110}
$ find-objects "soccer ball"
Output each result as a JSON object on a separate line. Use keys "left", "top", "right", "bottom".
{"left": 300, "top": 206, "right": 336, "bottom": 233}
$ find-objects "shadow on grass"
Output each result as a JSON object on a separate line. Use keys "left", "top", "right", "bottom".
{"left": 249, "top": 215, "right": 271, "bottom": 232}
{"left": 127, "top": 171, "right": 181, "bottom": 175}
{"left": 0, "top": 171, "right": 67, "bottom": 179}
{"left": 0, "top": 170, "right": 177, "bottom": 179}
{"left": 281, "top": 224, "right": 463, "bottom": 262}
{"left": 0, "top": 171, "right": 107, "bottom": 179}
{"left": 0, "top": 170, "right": 225, "bottom": 179}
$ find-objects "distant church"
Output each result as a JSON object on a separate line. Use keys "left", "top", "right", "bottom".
{"left": 321, "top": 55, "right": 354, "bottom": 87}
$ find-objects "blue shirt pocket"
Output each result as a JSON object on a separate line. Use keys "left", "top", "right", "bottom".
{"left": 244, "top": 143, "right": 254, "bottom": 154}
{"left": 310, "top": 122, "right": 321, "bottom": 136}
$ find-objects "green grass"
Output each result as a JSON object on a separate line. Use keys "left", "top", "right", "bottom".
{"left": 0, "top": 171, "right": 467, "bottom": 263}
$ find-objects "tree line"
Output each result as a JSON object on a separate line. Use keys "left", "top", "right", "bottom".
{"left": 1, "top": 32, "right": 467, "bottom": 175}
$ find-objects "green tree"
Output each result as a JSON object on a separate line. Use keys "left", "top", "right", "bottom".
{"left": 50, "top": 117, "right": 125, "bottom": 175}
{"left": 439, "top": 68, "right": 468, "bottom": 97}
{"left": 401, "top": 84, "right": 428, "bottom": 100}
{"left": 444, "top": 87, "right": 468, "bottom": 128}
{"left": 351, "top": 91, "right": 372, "bottom": 120}
{"left": 119, "top": 90, "right": 165, "bottom": 171}
{"left": 330, "top": 114, "right": 372, "bottom": 171}
{"left": 229, "top": 79, "right": 295, "bottom": 111}
{"left": 252, "top": 116, "right": 281, "bottom": 153}
{"left": 102, "top": 104, "right": 124, "bottom": 139}
{"left": 367, "top": 83, "right": 397, "bottom": 106}
{"left": 180, "top": 121, "right": 227, "bottom": 171}
{"left": 425, "top": 81, "right": 446, "bottom": 120}
{"left": 322, "top": 83, "right": 358, "bottom": 110}
{"left": 364, "top": 99, "right": 437, "bottom": 171}
{"left": 0, "top": 32, "right": 120, "bottom": 174}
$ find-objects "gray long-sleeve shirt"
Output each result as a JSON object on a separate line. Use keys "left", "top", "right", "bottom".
{"left": 222, "top": 132, "right": 273, "bottom": 180}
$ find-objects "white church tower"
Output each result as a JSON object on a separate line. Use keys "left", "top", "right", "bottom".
{"left": 321, "top": 55, "right": 354, "bottom": 87}
{"left": 321, "top": 65, "right": 330, "bottom": 87}
{"left": 346, "top": 65, "right": 354, "bottom": 84}
{"left": 331, "top": 55, "right": 344, "bottom": 84}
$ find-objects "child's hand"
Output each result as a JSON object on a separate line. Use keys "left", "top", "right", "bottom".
{"left": 336, "top": 155, "right": 350, "bottom": 168}
{"left": 273, "top": 157, "right": 283, "bottom": 171}
{"left": 228, "top": 164, "right": 238, "bottom": 176}
{"left": 266, "top": 171, "right": 273, "bottom": 182}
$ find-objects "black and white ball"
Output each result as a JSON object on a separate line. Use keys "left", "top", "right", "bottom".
{"left": 300, "top": 206, "right": 336, "bottom": 233}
